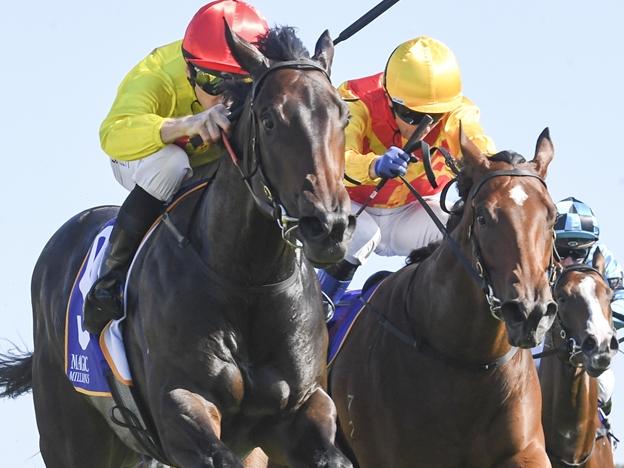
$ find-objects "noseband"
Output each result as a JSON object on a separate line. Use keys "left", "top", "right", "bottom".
{"left": 224, "top": 59, "right": 332, "bottom": 248}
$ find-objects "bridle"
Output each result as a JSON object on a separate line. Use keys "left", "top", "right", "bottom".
{"left": 364, "top": 166, "right": 557, "bottom": 370}
{"left": 421, "top": 168, "right": 556, "bottom": 320}
{"left": 221, "top": 58, "right": 332, "bottom": 249}
{"left": 542, "top": 264, "right": 612, "bottom": 367}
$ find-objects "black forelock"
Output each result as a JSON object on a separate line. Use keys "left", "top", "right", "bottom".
{"left": 489, "top": 150, "right": 526, "bottom": 165}
{"left": 256, "top": 26, "right": 310, "bottom": 61}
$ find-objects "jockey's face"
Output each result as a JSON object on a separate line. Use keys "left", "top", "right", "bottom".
{"left": 561, "top": 256, "right": 584, "bottom": 267}
{"left": 392, "top": 104, "right": 444, "bottom": 140}
{"left": 194, "top": 85, "right": 225, "bottom": 110}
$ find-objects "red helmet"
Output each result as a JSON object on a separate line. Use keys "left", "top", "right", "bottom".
{"left": 182, "top": 0, "right": 269, "bottom": 75}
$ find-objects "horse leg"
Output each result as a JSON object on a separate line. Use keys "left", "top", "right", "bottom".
{"left": 32, "top": 349, "right": 139, "bottom": 468}
{"left": 494, "top": 442, "right": 551, "bottom": 468}
{"left": 265, "top": 387, "right": 352, "bottom": 468}
{"left": 157, "top": 388, "right": 243, "bottom": 468}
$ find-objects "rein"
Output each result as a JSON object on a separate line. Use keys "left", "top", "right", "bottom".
{"left": 222, "top": 59, "right": 332, "bottom": 249}
{"left": 360, "top": 274, "right": 519, "bottom": 371}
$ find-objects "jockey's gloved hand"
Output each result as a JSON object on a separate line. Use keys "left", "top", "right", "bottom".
{"left": 373, "top": 146, "right": 410, "bottom": 178}
{"left": 197, "top": 103, "right": 231, "bottom": 142}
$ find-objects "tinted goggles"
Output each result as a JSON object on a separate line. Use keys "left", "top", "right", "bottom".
{"left": 190, "top": 66, "right": 252, "bottom": 96}
{"left": 556, "top": 246, "right": 590, "bottom": 260}
{"left": 392, "top": 102, "right": 444, "bottom": 127}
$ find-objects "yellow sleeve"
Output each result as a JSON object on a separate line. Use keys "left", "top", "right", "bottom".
{"left": 443, "top": 97, "right": 496, "bottom": 158}
{"left": 99, "top": 56, "right": 177, "bottom": 161}
{"left": 338, "top": 84, "right": 381, "bottom": 187}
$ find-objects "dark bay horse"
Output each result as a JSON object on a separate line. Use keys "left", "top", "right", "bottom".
{"left": 540, "top": 249, "right": 619, "bottom": 467}
{"left": 0, "top": 26, "right": 355, "bottom": 467}
{"left": 330, "top": 129, "right": 559, "bottom": 467}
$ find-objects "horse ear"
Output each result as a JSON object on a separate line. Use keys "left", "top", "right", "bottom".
{"left": 593, "top": 247, "right": 605, "bottom": 276}
{"left": 459, "top": 121, "right": 489, "bottom": 169}
{"left": 223, "top": 19, "right": 270, "bottom": 77}
{"left": 312, "top": 30, "right": 334, "bottom": 75}
{"left": 531, "top": 127, "right": 554, "bottom": 179}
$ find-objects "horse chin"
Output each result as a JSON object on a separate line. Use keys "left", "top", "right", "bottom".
{"left": 585, "top": 365, "right": 609, "bottom": 378}
{"left": 506, "top": 326, "right": 542, "bottom": 349}
{"left": 584, "top": 351, "right": 614, "bottom": 378}
{"left": 301, "top": 240, "right": 348, "bottom": 267}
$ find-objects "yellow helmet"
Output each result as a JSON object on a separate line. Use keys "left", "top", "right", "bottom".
{"left": 384, "top": 36, "right": 463, "bottom": 114}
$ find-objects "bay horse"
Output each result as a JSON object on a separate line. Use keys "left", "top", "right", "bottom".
{"left": 0, "top": 26, "right": 355, "bottom": 468}
{"left": 329, "top": 129, "right": 559, "bottom": 467}
{"left": 540, "top": 249, "right": 619, "bottom": 467}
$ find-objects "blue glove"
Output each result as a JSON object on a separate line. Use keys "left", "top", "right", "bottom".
{"left": 373, "top": 146, "right": 410, "bottom": 178}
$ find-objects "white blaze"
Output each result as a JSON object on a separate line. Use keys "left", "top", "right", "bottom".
{"left": 509, "top": 185, "right": 528, "bottom": 206}
{"left": 579, "top": 276, "right": 613, "bottom": 344}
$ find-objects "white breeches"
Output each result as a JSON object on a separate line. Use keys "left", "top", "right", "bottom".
{"left": 598, "top": 367, "right": 615, "bottom": 405}
{"left": 346, "top": 195, "right": 449, "bottom": 265}
{"left": 110, "top": 144, "right": 192, "bottom": 202}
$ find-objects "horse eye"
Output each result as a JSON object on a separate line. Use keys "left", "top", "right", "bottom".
{"left": 477, "top": 215, "right": 486, "bottom": 225}
{"left": 261, "top": 113, "right": 274, "bottom": 130}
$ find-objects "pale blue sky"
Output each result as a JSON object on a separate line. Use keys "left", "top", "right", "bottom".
{"left": 1, "top": 0, "right": 623, "bottom": 466}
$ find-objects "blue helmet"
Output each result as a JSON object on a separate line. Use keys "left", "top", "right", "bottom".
{"left": 554, "top": 197, "right": 600, "bottom": 246}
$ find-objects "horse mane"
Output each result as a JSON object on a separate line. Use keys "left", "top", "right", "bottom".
{"left": 406, "top": 242, "right": 441, "bottom": 265}
{"left": 456, "top": 150, "right": 527, "bottom": 200}
{"left": 223, "top": 25, "right": 310, "bottom": 113}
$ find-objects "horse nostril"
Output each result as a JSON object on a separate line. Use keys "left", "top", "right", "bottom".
{"left": 501, "top": 301, "right": 525, "bottom": 324}
{"left": 610, "top": 335, "right": 620, "bottom": 352}
{"left": 545, "top": 301, "right": 558, "bottom": 317}
{"left": 298, "top": 216, "right": 327, "bottom": 240}
{"left": 582, "top": 336, "right": 597, "bottom": 353}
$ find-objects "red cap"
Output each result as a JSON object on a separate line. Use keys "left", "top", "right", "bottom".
{"left": 182, "top": 0, "right": 269, "bottom": 75}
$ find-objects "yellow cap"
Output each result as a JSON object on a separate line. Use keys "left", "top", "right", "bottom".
{"left": 384, "top": 36, "right": 463, "bottom": 114}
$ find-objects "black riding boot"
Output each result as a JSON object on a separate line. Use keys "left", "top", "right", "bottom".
{"left": 83, "top": 186, "right": 163, "bottom": 334}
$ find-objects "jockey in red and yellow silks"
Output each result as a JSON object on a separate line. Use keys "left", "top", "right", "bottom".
{"left": 319, "top": 36, "right": 496, "bottom": 313}
{"left": 84, "top": 1, "right": 269, "bottom": 335}
{"left": 339, "top": 72, "right": 494, "bottom": 208}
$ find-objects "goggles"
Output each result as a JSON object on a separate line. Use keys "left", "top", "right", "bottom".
{"left": 392, "top": 101, "right": 444, "bottom": 127}
{"left": 190, "top": 65, "right": 252, "bottom": 96}
{"left": 555, "top": 237, "right": 596, "bottom": 260}
{"left": 555, "top": 242, "right": 591, "bottom": 260}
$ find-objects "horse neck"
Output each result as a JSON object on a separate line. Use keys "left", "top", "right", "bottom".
{"left": 410, "top": 228, "right": 512, "bottom": 363}
{"left": 191, "top": 126, "right": 298, "bottom": 285}
{"left": 539, "top": 330, "right": 598, "bottom": 458}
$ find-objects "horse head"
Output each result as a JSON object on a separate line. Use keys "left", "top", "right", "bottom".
{"left": 457, "top": 128, "right": 559, "bottom": 348}
{"left": 224, "top": 24, "right": 355, "bottom": 266}
{"left": 553, "top": 249, "right": 619, "bottom": 376}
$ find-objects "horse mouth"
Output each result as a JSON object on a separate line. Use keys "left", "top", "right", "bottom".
{"left": 297, "top": 214, "right": 355, "bottom": 265}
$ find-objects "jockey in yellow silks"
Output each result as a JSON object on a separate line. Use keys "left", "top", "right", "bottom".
{"left": 84, "top": 0, "right": 269, "bottom": 335}
{"left": 319, "top": 36, "right": 496, "bottom": 308}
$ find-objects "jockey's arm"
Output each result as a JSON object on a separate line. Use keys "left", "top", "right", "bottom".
{"left": 342, "top": 99, "right": 383, "bottom": 187}
{"left": 443, "top": 97, "right": 496, "bottom": 157}
{"left": 160, "top": 104, "right": 230, "bottom": 146}
{"left": 99, "top": 66, "right": 179, "bottom": 161}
